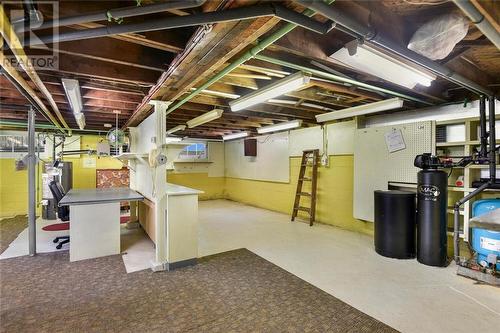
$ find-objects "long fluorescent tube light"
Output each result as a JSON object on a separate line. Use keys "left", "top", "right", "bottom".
{"left": 74, "top": 112, "right": 86, "bottom": 130}
{"left": 229, "top": 71, "right": 311, "bottom": 111}
{"left": 222, "top": 132, "right": 249, "bottom": 141}
{"left": 166, "top": 125, "right": 186, "bottom": 135}
{"left": 257, "top": 120, "right": 302, "bottom": 134}
{"left": 330, "top": 40, "right": 436, "bottom": 89}
{"left": 186, "top": 109, "right": 223, "bottom": 128}
{"left": 268, "top": 99, "right": 334, "bottom": 112}
{"left": 61, "top": 78, "right": 83, "bottom": 114}
{"left": 190, "top": 88, "right": 240, "bottom": 99}
{"left": 316, "top": 98, "right": 404, "bottom": 123}
{"left": 165, "top": 136, "right": 183, "bottom": 143}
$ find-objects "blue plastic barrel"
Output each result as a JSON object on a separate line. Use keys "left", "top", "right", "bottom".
{"left": 471, "top": 199, "right": 500, "bottom": 269}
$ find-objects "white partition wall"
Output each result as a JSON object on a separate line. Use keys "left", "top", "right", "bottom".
{"left": 289, "top": 127, "right": 323, "bottom": 156}
{"left": 128, "top": 102, "right": 169, "bottom": 269}
{"left": 327, "top": 121, "right": 355, "bottom": 155}
{"left": 353, "top": 121, "right": 435, "bottom": 221}
{"left": 225, "top": 132, "right": 290, "bottom": 183}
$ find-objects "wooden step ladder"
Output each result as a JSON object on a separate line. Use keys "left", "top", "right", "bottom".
{"left": 291, "top": 149, "right": 319, "bottom": 226}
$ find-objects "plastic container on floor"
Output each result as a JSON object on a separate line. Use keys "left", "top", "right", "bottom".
{"left": 374, "top": 190, "right": 416, "bottom": 259}
{"left": 471, "top": 199, "right": 500, "bottom": 270}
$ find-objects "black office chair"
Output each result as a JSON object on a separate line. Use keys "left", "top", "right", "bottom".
{"left": 43, "top": 180, "right": 70, "bottom": 249}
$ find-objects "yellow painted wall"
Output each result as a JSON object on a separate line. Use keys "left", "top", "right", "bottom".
{"left": 0, "top": 134, "right": 370, "bottom": 236}
{"left": 225, "top": 155, "right": 374, "bottom": 236}
{"left": 0, "top": 135, "right": 124, "bottom": 217}
{"left": 0, "top": 159, "right": 38, "bottom": 217}
{"left": 167, "top": 172, "right": 225, "bottom": 200}
{"left": 67, "top": 135, "right": 123, "bottom": 189}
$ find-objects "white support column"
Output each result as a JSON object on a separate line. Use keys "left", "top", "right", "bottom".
{"left": 27, "top": 107, "right": 37, "bottom": 256}
{"left": 148, "top": 100, "right": 172, "bottom": 270}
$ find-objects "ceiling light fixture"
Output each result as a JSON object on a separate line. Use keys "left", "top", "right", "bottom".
{"left": 229, "top": 71, "right": 311, "bottom": 112}
{"left": 267, "top": 99, "right": 334, "bottom": 112}
{"left": 165, "top": 136, "right": 183, "bottom": 143}
{"left": 315, "top": 98, "right": 404, "bottom": 123}
{"left": 257, "top": 120, "right": 302, "bottom": 134}
{"left": 329, "top": 40, "right": 436, "bottom": 89}
{"left": 166, "top": 125, "right": 186, "bottom": 135}
{"left": 190, "top": 88, "right": 240, "bottom": 99}
{"left": 186, "top": 109, "right": 224, "bottom": 128}
{"left": 62, "top": 78, "right": 85, "bottom": 129}
{"left": 61, "top": 78, "right": 83, "bottom": 114}
{"left": 222, "top": 132, "right": 249, "bottom": 141}
{"left": 74, "top": 113, "right": 86, "bottom": 130}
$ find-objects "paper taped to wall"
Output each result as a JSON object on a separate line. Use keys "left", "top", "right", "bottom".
{"left": 83, "top": 157, "right": 96, "bottom": 168}
{"left": 385, "top": 129, "right": 406, "bottom": 153}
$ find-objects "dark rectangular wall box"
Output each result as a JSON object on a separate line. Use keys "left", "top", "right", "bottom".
{"left": 244, "top": 139, "right": 257, "bottom": 156}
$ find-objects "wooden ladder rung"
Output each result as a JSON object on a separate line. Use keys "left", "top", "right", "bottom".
{"left": 295, "top": 206, "right": 311, "bottom": 213}
{"left": 297, "top": 192, "right": 311, "bottom": 197}
{"left": 300, "top": 177, "right": 312, "bottom": 181}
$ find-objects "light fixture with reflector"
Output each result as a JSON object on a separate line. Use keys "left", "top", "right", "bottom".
{"left": 315, "top": 98, "right": 404, "bottom": 123}
{"left": 61, "top": 78, "right": 83, "bottom": 114}
{"left": 166, "top": 125, "right": 186, "bottom": 135}
{"left": 222, "top": 132, "right": 249, "bottom": 141}
{"left": 229, "top": 71, "right": 311, "bottom": 112}
{"left": 165, "top": 136, "right": 183, "bottom": 143}
{"left": 257, "top": 120, "right": 302, "bottom": 134}
{"left": 186, "top": 109, "right": 224, "bottom": 128}
{"left": 74, "top": 113, "right": 86, "bottom": 130}
{"left": 329, "top": 40, "right": 436, "bottom": 89}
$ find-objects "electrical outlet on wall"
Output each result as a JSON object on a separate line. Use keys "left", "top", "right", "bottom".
{"left": 321, "top": 153, "right": 328, "bottom": 167}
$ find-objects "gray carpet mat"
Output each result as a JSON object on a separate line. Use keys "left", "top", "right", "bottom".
{"left": 0, "top": 215, "right": 28, "bottom": 255}
{"left": 0, "top": 249, "right": 398, "bottom": 333}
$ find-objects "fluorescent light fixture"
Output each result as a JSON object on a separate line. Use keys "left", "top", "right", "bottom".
{"left": 257, "top": 120, "right": 302, "bottom": 134}
{"left": 61, "top": 78, "right": 83, "bottom": 114}
{"left": 190, "top": 88, "right": 240, "bottom": 99}
{"left": 74, "top": 112, "right": 86, "bottom": 130}
{"left": 316, "top": 98, "right": 404, "bottom": 123}
{"left": 165, "top": 136, "right": 183, "bottom": 143}
{"left": 330, "top": 40, "right": 436, "bottom": 89}
{"left": 268, "top": 99, "right": 334, "bottom": 111}
{"left": 229, "top": 71, "right": 311, "bottom": 111}
{"left": 166, "top": 125, "right": 186, "bottom": 135}
{"left": 222, "top": 132, "right": 249, "bottom": 141}
{"left": 187, "top": 109, "right": 223, "bottom": 128}
{"left": 7, "top": 137, "right": 22, "bottom": 145}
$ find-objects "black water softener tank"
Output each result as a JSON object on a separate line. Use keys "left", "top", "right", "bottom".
{"left": 416, "top": 169, "right": 448, "bottom": 267}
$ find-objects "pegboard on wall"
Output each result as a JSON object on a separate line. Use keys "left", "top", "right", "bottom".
{"left": 353, "top": 121, "right": 435, "bottom": 222}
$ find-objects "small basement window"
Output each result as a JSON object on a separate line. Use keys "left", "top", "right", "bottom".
{"left": 178, "top": 142, "right": 208, "bottom": 160}
{"left": 0, "top": 133, "right": 45, "bottom": 153}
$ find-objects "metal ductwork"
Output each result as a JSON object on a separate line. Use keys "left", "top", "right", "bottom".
{"left": 453, "top": 0, "right": 500, "bottom": 50}
{"left": 295, "top": 0, "right": 493, "bottom": 96}
{"left": 25, "top": 4, "right": 330, "bottom": 46}
{"left": 17, "top": 0, "right": 207, "bottom": 32}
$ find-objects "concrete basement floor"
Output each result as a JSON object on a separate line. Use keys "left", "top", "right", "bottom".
{"left": 198, "top": 199, "right": 500, "bottom": 333}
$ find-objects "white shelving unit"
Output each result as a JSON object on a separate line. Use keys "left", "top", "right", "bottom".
{"left": 435, "top": 116, "right": 500, "bottom": 241}
{"left": 388, "top": 116, "right": 499, "bottom": 242}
